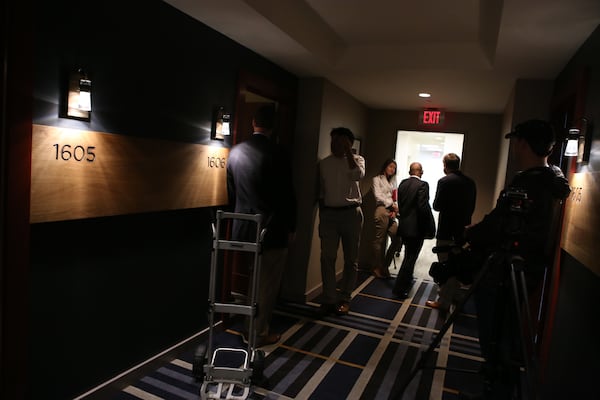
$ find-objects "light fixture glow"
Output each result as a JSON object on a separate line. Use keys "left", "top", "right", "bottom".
{"left": 564, "top": 118, "right": 592, "bottom": 165}
{"left": 65, "top": 68, "right": 92, "bottom": 120}
{"left": 418, "top": 92, "right": 431, "bottom": 98}
{"left": 564, "top": 127, "right": 585, "bottom": 162}
{"left": 78, "top": 78, "right": 92, "bottom": 112}
{"left": 564, "top": 138, "right": 578, "bottom": 157}
{"left": 212, "top": 106, "right": 231, "bottom": 140}
{"left": 221, "top": 120, "right": 230, "bottom": 136}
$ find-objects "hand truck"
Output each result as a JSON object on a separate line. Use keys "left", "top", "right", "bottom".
{"left": 193, "top": 210, "right": 266, "bottom": 400}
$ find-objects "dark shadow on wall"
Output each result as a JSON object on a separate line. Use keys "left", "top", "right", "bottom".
{"left": 541, "top": 251, "right": 599, "bottom": 399}
{"left": 29, "top": 208, "right": 215, "bottom": 399}
{"left": 358, "top": 187, "right": 377, "bottom": 270}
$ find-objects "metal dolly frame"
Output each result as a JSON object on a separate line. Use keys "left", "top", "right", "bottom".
{"left": 194, "top": 211, "right": 266, "bottom": 400}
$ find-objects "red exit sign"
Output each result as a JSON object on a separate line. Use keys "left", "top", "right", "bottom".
{"left": 419, "top": 110, "right": 445, "bottom": 125}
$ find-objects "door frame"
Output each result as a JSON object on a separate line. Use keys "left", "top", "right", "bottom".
{"left": 221, "top": 69, "right": 297, "bottom": 301}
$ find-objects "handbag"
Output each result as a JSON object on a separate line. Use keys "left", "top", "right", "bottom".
{"left": 429, "top": 261, "right": 451, "bottom": 285}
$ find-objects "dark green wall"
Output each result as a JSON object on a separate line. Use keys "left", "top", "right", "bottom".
{"left": 30, "top": 0, "right": 296, "bottom": 398}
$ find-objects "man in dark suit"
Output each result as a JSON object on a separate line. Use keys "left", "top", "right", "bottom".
{"left": 227, "top": 104, "right": 297, "bottom": 347}
{"left": 426, "top": 153, "right": 476, "bottom": 313}
{"left": 392, "top": 162, "right": 435, "bottom": 299}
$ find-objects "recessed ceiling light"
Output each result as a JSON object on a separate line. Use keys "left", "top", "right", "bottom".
{"left": 418, "top": 92, "right": 431, "bottom": 98}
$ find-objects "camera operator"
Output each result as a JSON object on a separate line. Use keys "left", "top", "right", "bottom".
{"left": 464, "top": 119, "right": 571, "bottom": 399}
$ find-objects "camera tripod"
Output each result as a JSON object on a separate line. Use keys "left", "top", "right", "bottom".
{"left": 392, "top": 246, "right": 541, "bottom": 400}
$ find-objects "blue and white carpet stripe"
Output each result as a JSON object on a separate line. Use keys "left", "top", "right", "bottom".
{"left": 114, "top": 275, "right": 484, "bottom": 399}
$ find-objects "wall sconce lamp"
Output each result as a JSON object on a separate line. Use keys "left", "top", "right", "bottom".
{"left": 564, "top": 117, "right": 591, "bottom": 164}
{"left": 564, "top": 128, "right": 581, "bottom": 157}
{"left": 211, "top": 106, "right": 231, "bottom": 140}
{"left": 66, "top": 68, "right": 92, "bottom": 120}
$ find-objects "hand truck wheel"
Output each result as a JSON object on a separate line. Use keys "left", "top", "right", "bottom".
{"left": 192, "top": 343, "right": 207, "bottom": 381}
{"left": 250, "top": 349, "right": 265, "bottom": 381}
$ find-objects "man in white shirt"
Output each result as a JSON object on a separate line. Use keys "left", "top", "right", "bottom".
{"left": 317, "top": 127, "right": 365, "bottom": 316}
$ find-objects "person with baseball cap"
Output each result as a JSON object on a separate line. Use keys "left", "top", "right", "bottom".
{"left": 463, "top": 119, "right": 571, "bottom": 399}
{"left": 504, "top": 119, "right": 557, "bottom": 157}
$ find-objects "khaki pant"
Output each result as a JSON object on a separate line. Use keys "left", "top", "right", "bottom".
{"left": 372, "top": 205, "right": 398, "bottom": 271}
{"left": 319, "top": 206, "right": 364, "bottom": 304}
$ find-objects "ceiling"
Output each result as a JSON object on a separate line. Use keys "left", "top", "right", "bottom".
{"left": 164, "top": 0, "right": 600, "bottom": 114}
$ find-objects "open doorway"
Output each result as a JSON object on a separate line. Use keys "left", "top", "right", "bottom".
{"left": 389, "top": 130, "right": 464, "bottom": 280}
{"left": 224, "top": 70, "right": 296, "bottom": 303}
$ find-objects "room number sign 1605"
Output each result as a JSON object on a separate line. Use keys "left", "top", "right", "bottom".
{"left": 53, "top": 143, "right": 96, "bottom": 162}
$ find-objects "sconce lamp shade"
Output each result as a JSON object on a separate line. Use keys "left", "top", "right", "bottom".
{"left": 564, "top": 127, "right": 587, "bottom": 164}
{"left": 212, "top": 106, "right": 231, "bottom": 140}
{"left": 564, "top": 127, "right": 579, "bottom": 157}
{"left": 78, "top": 78, "right": 92, "bottom": 112}
{"left": 564, "top": 138, "right": 578, "bottom": 156}
{"left": 66, "top": 69, "right": 92, "bottom": 120}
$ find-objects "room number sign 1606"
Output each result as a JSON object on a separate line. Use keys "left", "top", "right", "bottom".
{"left": 207, "top": 156, "right": 226, "bottom": 168}
{"left": 53, "top": 143, "right": 96, "bottom": 162}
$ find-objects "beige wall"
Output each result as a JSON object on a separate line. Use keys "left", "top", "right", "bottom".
{"left": 282, "top": 78, "right": 368, "bottom": 302}
{"left": 317, "top": 81, "right": 369, "bottom": 158}
{"left": 306, "top": 81, "right": 369, "bottom": 299}
{"left": 281, "top": 78, "right": 324, "bottom": 302}
{"left": 497, "top": 89, "right": 515, "bottom": 200}
{"left": 504, "top": 79, "right": 554, "bottom": 182}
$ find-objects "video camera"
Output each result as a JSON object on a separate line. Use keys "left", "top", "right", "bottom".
{"left": 429, "top": 188, "right": 533, "bottom": 286}
{"left": 502, "top": 188, "right": 531, "bottom": 213}
{"left": 498, "top": 188, "right": 533, "bottom": 242}
{"left": 428, "top": 243, "right": 481, "bottom": 286}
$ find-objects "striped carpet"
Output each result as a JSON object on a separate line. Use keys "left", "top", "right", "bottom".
{"left": 115, "top": 273, "right": 485, "bottom": 399}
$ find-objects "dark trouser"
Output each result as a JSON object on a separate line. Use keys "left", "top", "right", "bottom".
{"left": 254, "top": 247, "right": 288, "bottom": 337}
{"left": 319, "top": 206, "right": 364, "bottom": 304}
{"left": 393, "top": 237, "right": 424, "bottom": 293}
{"left": 436, "top": 238, "right": 461, "bottom": 310}
{"left": 384, "top": 234, "right": 402, "bottom": 270}
{"left": 243, "top": 247, "right": 288, "bottom": 337}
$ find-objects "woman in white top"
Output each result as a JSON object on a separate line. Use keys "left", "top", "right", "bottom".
{"left": 371, "top": 158, "right": 399, "bottom": 278}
